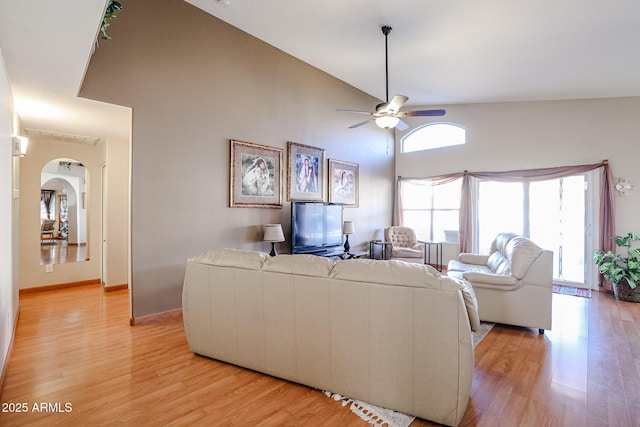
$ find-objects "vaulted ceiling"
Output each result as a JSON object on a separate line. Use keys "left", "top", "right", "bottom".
{"left": 2, "top": 0, "right": 640, "bottom": 142}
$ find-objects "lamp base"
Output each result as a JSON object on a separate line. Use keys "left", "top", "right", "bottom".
{"left": 269, "top": 242, "right": 278, "bottom": 257}
{"left": 343, "top": 236, "right": 350, "bottom": 253}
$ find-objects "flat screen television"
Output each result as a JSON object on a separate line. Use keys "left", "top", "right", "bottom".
{"left": 291, "top": 202, "right": 343, "bottom": 254}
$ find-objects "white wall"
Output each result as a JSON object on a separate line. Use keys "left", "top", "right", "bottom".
{"left": 0, "top": 48, "right": 19, "bottom": 388}
{"left": 396, "top": 97, "right": 640, "bottom": 263}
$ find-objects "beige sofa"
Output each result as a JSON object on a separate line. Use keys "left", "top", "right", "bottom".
{"left": 182, "top": 248, "right": 480, "bottom": 427}
{"left": 446, "top": 233, "right": 553, "bottom": 333}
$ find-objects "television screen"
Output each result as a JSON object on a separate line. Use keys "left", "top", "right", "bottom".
{"left": 291, "top": 202, "right": 343, "bottom": 254}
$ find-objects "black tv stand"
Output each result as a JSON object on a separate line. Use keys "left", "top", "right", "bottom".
{"left": 294, "top": 249, "right": 368, "bottom": 260}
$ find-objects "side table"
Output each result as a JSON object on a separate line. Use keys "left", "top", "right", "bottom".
{"left": 369, "top": 240, "right": 392, "bottom": 260}
{"left": 423, "top": 241, "right": 443, "bottom": 272}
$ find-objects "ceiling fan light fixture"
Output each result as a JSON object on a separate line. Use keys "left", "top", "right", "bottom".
{"left": 337, "top": 25, "right": 445, "bottom": 129}
{"left": 375, "top": 116, "right": 400, "bottom": 129}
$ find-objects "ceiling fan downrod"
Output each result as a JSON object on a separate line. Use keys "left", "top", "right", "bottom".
{"left": 382, "top": 26, "right": 392, "bottom": 103}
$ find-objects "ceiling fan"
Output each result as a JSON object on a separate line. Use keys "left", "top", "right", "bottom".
{"left": 338, "top": 25, "right": 445, "bottom": 131}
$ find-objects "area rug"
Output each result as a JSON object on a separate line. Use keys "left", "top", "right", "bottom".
{"left": 323, "top": 321, "right": 495, "bottom": 427}
{"left": 552, "top": 284, "right": 592, "bottom": 298}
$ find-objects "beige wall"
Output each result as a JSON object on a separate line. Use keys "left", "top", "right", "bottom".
{"left": 80, "top": 0, "right": 395, "bottom": 319}
{"left": 104, "top": 136, "right": 130, "bottom": 288}
{"left": 19, "top": 137, "right": 103, "bottom": 288}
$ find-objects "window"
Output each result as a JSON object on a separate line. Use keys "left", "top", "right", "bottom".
{"left": 401, "top": 122, "right": 466, "bottom": 153}
{"left": 401, "top": 179, "right": 461, "bottom": 242}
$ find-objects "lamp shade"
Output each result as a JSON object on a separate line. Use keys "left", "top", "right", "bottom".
{"left": 343, "top": 221, "right": 355, "bottom": 235}
{"left": 375, "top": 116, "right": 400, "bottom": 129}
{"left": 263, "top": 224, "right": 285, "bottom": 242}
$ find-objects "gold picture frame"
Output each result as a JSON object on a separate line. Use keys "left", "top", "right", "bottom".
{"left": 287, "top": 142, "right": 325, "bottom": 201}
{"left": 328, "top": 159, "right": 359, "bottom": 207}
{"left": 230, "top": 139, "right": 283, "bottom": 208}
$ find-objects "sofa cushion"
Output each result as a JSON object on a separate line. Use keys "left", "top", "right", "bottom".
{"left": 491, "top": 232, "right": 518, "bottom": 254}
{"left": 487, "top": 251, "right": 511, "bottom": 275}
{"left": 461, "top": 271, "right": 519, "bottom": 288}
{"left": 188, "top": 248, "right": 268, "bottom": 270}
{"left": 447, "top": 277, "right": 481, "bottom": 332}
{"left": 457, "top": 253, "right": 490, "bottom": 265}
{"left": 330, "top": 259, "right": 442, "bottom": 289}
{"left": 505, "top": 237, "right": 543, "bottom": 279}
{"left": 391, "top": 247, "right": 423, "bottom": 258}
{"left": 447, "top": 260, "right": 492, "bottom": 274}
{"left": 262, "top": 254, "right": 334, "bottom": 278}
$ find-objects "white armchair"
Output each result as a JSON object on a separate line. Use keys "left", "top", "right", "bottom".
{"left": 384, "top": 226, "right": 426, "bottom": 263}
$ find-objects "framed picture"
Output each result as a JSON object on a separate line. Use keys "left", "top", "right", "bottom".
{"left": 328, "top": 159, "right": 359, "bottom": 207}
{"left": 287, "top": 142, "right": 325, "bottom": 201}
{"left": 230, "top": 139, "right": 283, "bottom": 208}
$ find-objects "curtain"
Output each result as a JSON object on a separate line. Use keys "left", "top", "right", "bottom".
{"left": 41, "top": 190, "right": 55, "bottom": 220}
{"left": 392, "top": 177, "right": 403, "bottom": 226}
{"left": 599, "top": 162, "right": 616, "bottom": 291}
{"left": 396, "top": 160, "right": 615, "bottom": 290}
{"left": 459, "top": 172, "right": 473, "bottom": 253}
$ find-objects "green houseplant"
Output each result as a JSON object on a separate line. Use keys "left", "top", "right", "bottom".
{"left": 594, "top": 232, "right": 640, "bottom": 302}
{"left": 100, "top": 1, "right": 123, "bottom": 40}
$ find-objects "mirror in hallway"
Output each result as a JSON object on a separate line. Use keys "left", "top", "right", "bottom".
{"left": 40, "top": 159, "right": 90, "bottom": 265}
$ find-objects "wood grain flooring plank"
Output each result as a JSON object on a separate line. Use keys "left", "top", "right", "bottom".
{"left": 2, "top": 284, "right": 640, "bottom": 426}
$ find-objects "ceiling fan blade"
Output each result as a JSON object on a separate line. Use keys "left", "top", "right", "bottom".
{"left": 349, "top": 119, "right": 373, "bottom": 129}
{"left": 337, "top": 109, "right": 374, "bottom": 116}
{"left": 387, "top": 95, "right": 408, "bottom": 113}
{"left": 395, "top": 120, "right": 409, "bottom": 131}
{"left": 403, "top": 109, "right": 446, "bottom": 117}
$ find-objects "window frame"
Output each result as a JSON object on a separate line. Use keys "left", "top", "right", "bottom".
{"left": 401, "top": 122, "right": 466, "bottom": 154}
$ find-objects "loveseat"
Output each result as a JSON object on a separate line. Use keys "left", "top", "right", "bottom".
{"left": 446, "top": 233, "right": 553, "bottom": 333}
{"left": 182, "top": 248, "right": 480, "bottom": 426}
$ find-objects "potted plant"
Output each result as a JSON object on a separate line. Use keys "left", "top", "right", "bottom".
{"left": 101, "top": 1, "right": 123, "bottom": 40}
{"left": 594, "top": 232, "right": 640, "bottom": 302}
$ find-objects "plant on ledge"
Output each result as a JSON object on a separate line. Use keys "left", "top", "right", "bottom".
{"left": 101, "top": 1, "right": 123, "bottom": 40}
{"left": 594, "top": 232, "right": 640, "bottom": 302}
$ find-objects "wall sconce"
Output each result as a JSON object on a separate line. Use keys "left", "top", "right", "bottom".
{"left": 263, "top": 224, "right": 285, "bottom": 256}
{"left": 12, "top": 136, "right": 28, "bottom": 157}
{"left": 615, "top": 177, "right": 633, "bottom": 196}
{"left": 343, "top": 221, "right": 355, "bottom": 253}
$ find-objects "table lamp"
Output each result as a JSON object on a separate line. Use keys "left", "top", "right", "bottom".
{"left": 343, "top": 221, "right": 355, "bottom": 253}
{"left": 263, "top": 224, "right": 285, "bottom": 256}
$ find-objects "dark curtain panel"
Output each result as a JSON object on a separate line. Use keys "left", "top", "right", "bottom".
{"left": 41, "top": 190, "right": 55, "bottom": 219}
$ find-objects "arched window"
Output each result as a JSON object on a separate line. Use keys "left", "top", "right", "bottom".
{"left": 401, "top": 122, "right": 466, "bottom": 153}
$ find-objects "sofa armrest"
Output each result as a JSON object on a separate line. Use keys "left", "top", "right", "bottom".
{"left": 458, "top": 253, "right": 490, "bottom": 265}
{"left": 463, "top": 271, "right": 518, "bottom": 287}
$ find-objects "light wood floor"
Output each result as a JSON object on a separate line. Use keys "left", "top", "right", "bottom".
{"left": 40, "top": 240, "right": 88, "bottom": 265}
{"left": 1, "top": 285, "right": 639, "bottom": 426}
